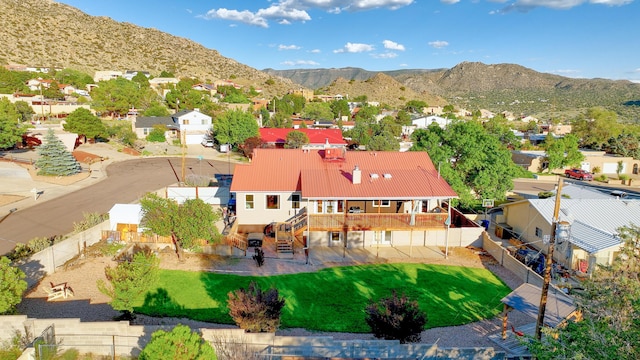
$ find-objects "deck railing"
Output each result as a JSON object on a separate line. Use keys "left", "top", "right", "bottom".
{"left": 308, "top": 213, "right": 448, "bottom": 231}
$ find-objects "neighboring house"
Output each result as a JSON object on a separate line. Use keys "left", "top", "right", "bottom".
{"left": 424, "top": 106, "right": 443, "bottom": 115}
{"left": 540, "top": 124, "right": 572, "bottom": 135}
{"left": 512, "top": 150, "right": 639, "bottom": 175}
{"left": 520, "top": 116, "right": 538, "bottom": 123}
{"left": 259, "top": 128, "right": 347, "bottom": 149}
{"left": 412, "top": 115, "right": 451, "bottom": 129}
{"left": 479, "top": 109, "right": 495, "bottom": 119}
{"left": 512, "top": 182, "right": 613, "bottom": 200}
{"left": 93, "top": 71, "right": 122, "bottom": 82}
{"left": 132, "top": 109, "right": 212, "bottom": 144}
{"left": 122, "top": 70, "right": 151, "bottom": 81}
{"left": 230, "top": 149, "right": 470, "bottom": 253}
{"left": 499, "top": 198, "right": 640, "bottom": 273}
{"left": 148, "top": 77, "right": 179, "bottom": 92}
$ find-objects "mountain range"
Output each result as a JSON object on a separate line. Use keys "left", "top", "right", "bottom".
{"left": 1, "top": 0, "right": 639, "bottom": 121}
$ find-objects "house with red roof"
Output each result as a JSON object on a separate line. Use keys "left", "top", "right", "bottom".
{"left": 259, "top": 128, "right": 347, "bottom": 149}
{"left": 230, "top": 148, "right": 465, "bottom": 254}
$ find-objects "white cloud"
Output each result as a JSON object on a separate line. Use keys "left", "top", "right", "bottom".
{"left": 550, "top": 69, "right": 582, "bottom": 75}
{"left": 441, "top": 0, "right": 460, "bottom": 4}
{"left": 498, "top": 0, "right": 633, "bottom": 12}
{"left": 202, "top": 1, "right": 415, "bottom": 27}
{"left": 310, "top": 49, "right": 321, "bottom": 53}
{"left": 279, "top": 44, "right": 302, "bottom": 50}
{"left": 428, "top": 40, "right": 449, "bottom": 49}
{"left": 281, "top": 60, "right": 321, "bottom": 66}
{"left": 334, "top": 42, "right": 375, "bottom": 53}
{"left": 399, "top": 63, "right": 408, "bottom": 67}
{"left": 297, "top": 0, "right": 414, "bottom": 11}
{"left": 633, "top": 68, "right": 640, "bottom": 73}
{"left": 383, "top": 40, "right": 405, "bottom": 51}
{"left": 372, "top": 52, "right": 398, "bottom": 59}
{"left": 203, "top": 8, "right": 269, "bottom": 28}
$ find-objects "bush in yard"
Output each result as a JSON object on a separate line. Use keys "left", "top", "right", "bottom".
{"left": 139, "top": 324, "right": 216, "bottom": 360}
{"left": 227, "top": 281, "right": 285, "bottom": 333}
{"left": 365, "top": 291, "right": 427, "bottom": 343}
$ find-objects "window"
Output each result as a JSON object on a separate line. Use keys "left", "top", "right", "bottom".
{"left": 245, "top": 194, "right": 254, "bottom": 209}
{"left": 330, "top": 232, "right": 342, "bottom": 243}
{"left": 291, "top": 194, "right": 300, "bottom": 209}
{"left": 337, "top": 200, "right": 344, "bottom": 213}
{"left": 535, "top": 227, "right": 543, "bottom": 238}
{"left": 266, "top": 195, "right": 280, "bottom": 209}
{"left": 375, "top": 231, "right": 392, "bottom": 244}
{"left": 316, "top": 200, "right": 323, "bottom": 213}
{"left": 372, "top": 200, "right": 390, "bottom": 207}
{"left": 421, "top": 200, "right": 429, "bottom": 213}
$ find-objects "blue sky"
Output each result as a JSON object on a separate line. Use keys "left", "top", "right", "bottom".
{"left": 56, "top": 0, "right": 639, "bottom": 82}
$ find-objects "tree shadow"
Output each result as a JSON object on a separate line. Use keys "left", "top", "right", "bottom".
{"left": 137, "top": 288, "right": 186, "bottom": 318}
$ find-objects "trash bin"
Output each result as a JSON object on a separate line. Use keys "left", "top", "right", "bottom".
{"left": 481, "top": 220, "right": 490, "bottom": 230}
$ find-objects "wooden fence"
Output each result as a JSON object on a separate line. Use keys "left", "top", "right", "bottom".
{"left": 101, "top": 230, "right": 173, "bottom": 244}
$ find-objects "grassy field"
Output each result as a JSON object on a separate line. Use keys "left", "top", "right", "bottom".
{"left": 135, "top": 263, "right": 511, "bottom": 333}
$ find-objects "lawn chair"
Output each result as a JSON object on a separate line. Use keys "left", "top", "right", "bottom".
{"left": 44, "top": 282, "right": 74, "bottom": 301}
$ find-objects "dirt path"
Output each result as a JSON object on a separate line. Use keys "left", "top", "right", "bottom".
{"left": 17, "top": 244, "right": 530, "bottom": 349}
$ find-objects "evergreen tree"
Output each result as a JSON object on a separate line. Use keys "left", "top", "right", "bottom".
{"left": 35, "top": 129, "right": 81, "bottom": 176}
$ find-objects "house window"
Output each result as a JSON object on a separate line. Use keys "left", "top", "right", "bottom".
{"left": 327, "top": 201, "right": 334, "bottom": 214}
{"left": 245, "top": 194, "right": 254, "bottom": 210}
{"left": 372, "top": 200, "right": 390, "bottom": 207}
{"left": 535, "top": 227, "right": 543, "bottom": 238}
{"left": 337, "top": 200, "right": 344, "bottom": 213}
{"left": 291, "top": 194, "right": 300, "bottom": 209}
{"left": 375, "top": 231, "right": 392, "bottom": 244}
{"left": 316, "top": 200, "right": 323, "bottom": 213}
{"left": 143, "top": 128, "right": 150, "bottom": 135}
{"left": 266, "top": 195, "right": 280, "bottom": 209}
{"left": 330, "top": 231, "right": 342, "bottom": 243}
{"left": 421, "top": 200, "right": 429, "bottom": 213}
{"left": 183, "top": 119, "right": 190, "bottom": 125}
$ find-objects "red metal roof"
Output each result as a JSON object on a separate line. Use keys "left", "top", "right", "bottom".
{"left": 259, "top": 128, "right": 347, "bottom": 146}
{"left": 231, "top": 149, "right": 458, "bottom": 199}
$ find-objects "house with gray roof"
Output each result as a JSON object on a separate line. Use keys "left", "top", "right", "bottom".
{"left": 131, "top": 109, "right": 212, "bottom": 144}
{"left": 500, "top": 198, "right": 640, "bottom": 274}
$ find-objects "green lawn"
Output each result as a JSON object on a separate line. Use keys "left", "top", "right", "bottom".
{"left": 134, "top": 263, "right": 511, "bottom": 333}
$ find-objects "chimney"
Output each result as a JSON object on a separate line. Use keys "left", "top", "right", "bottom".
{"left": 352, "top": 165, "right": 361, "bottom": 185}
{"left": 324, "top": 138, "right": 330, "bottom": 149}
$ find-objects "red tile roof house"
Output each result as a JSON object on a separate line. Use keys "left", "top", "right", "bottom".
{"left": 259, "top": 128, "right": 347, "bottom": 149}
{"left": 229, "top": 148, "right": 480, "bottom": 257}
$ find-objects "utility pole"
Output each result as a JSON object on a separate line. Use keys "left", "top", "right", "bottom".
{"left": 535, "top": 177, "right": 564, "bottom": 340}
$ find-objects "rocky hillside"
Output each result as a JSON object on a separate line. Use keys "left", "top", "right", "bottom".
{"left": 269, "top": 62, "right": 640, "bottom": 122}
{"left": 0, "top": 0, "right": 294, "bottom": 97}
{"left": 318, "top": 73, "right": 447, "bottom": 107}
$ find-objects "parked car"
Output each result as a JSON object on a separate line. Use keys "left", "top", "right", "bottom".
{"left": 564, "top": 168, "right": 593, "bottom": 181}
{"left": 201, "top": 139, "right": 214, "bottom": 147}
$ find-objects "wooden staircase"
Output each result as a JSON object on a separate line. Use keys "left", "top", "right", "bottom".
{"left": 275, "top": 208, "right": 308, "bottom": 257}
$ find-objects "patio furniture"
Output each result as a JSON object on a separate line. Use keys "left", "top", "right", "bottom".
{"left": 44, "top": 282, "right": 74, "bottom": 301}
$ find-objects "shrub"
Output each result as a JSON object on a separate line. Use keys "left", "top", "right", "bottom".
{"left": 139, "top": 325, "right": 216, "bottom": 360}
{"left": 619, "top": 174, "right": 629, "bottom": 181}
{"left": 365, "top": 291, "right": 427, "bottom": 344}
{"left": 591, "top": 166, "right": 601, "bottom": 174}
{"left": 184, "top": 174, "right": 211, "bottom": 187}
{"left": 73, "top": 212, "right": 109, "bottom": 233}
{"left": 146, "top": 125, "right": 167, "bottom": 142}
{"left": 227, "top": 281, "right": 285, "bottom": 333}
{"left": 538, "top": 191, "right": 554, "bottom": 199}
{"left": 595, "top": 174, "right": 609, "bottom": 182}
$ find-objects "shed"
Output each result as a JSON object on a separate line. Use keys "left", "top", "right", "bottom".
{"left": 108, "top": 204, "right": 143, "bottom": 232}
{"left": 499, "top": 283, "right": 580, "bottom": 339}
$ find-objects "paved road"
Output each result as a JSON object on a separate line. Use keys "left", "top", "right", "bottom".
{"left": 0, "top": 157, "right": 235, "bottom": 255}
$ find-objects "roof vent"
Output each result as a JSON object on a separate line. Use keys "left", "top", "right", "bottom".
{"left": 370, "top": 173, "right": 379, "bottom": 179}
{"left": 383, "top": 173, "right": 392, "bottom": 179}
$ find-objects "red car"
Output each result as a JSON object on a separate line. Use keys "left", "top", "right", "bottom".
{"left": 564, "top": 168, "right": 593, "bottom": 181}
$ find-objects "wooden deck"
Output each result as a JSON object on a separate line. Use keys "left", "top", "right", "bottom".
{"left": 308, "top": 213, "right": 449, "bottom": 231}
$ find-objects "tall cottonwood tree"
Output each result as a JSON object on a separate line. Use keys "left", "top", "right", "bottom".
{"left": 0, "top": 98, "right": 29, "bottom": 149}
{"left": 411, "top": 121, "right": 527, "bottom": 207}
